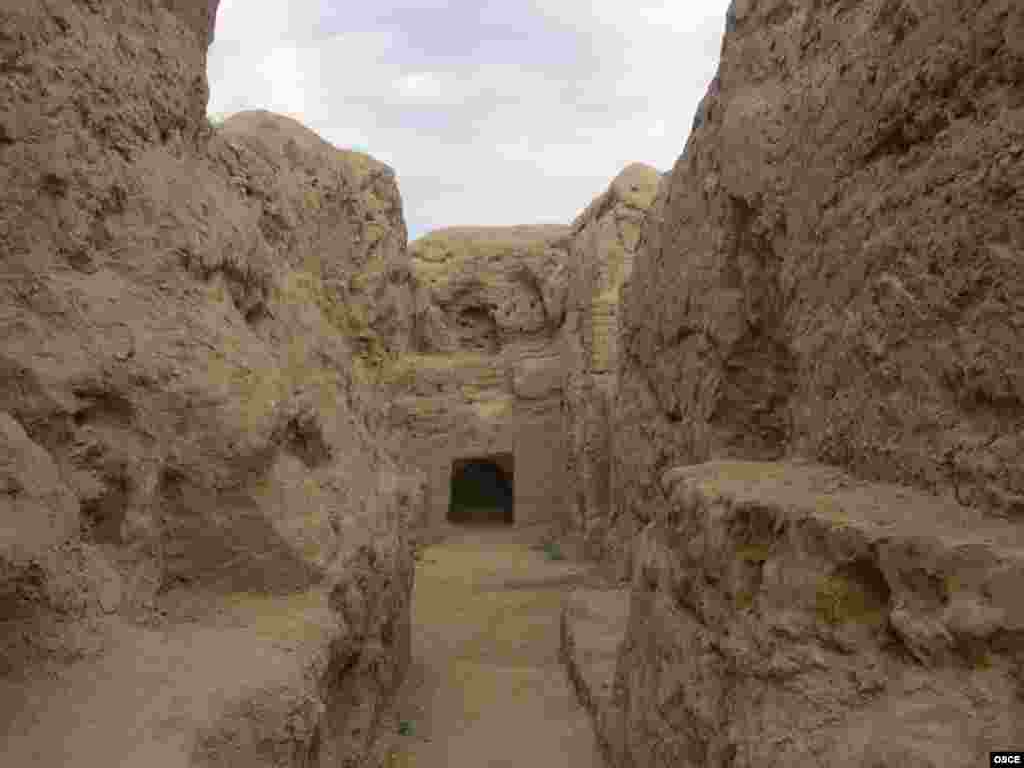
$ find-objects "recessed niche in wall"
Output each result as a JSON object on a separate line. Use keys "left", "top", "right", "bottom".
{"left": 448, "top": 452, "right": 514, "bottom": 525}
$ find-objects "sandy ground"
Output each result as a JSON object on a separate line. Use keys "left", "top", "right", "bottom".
{"left": 384, "top": 522, "right": 605, "bottom": 768}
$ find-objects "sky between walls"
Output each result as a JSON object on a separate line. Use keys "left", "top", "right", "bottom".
{"left": 207, "top": 0, "right": 729, "bottom": 239}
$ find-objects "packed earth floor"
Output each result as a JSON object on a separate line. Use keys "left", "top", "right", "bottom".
{"left": 385, "top": 522, "right": 605, "bottom": 768}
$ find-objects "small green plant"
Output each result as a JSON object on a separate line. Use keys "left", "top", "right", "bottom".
{"left": 542, "top": 541, "right": 565, "bottom": 561}
{"left": 397, "top": 720, "right": 414, "bottom": 736}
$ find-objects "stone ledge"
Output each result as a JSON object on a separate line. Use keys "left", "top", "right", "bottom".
{"left": 654, "top": 460, "right": 1024, "bottom": 668}
{"left": 660, "top": 460, "right": 1024, "bottom": 550}
{"left": 1, "top": 590, "right": 340, "bottom": 767}
{"left": 600, "top": 459, "right": 1024, "bottom": 767}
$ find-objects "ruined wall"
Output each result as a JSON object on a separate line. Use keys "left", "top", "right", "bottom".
{"left": 383, "top": 165, "right": 664, "bottom": 539}
{"left": 614, "top": 0, "right": 1024, "bottom": 563}
{"left": 383, "top": 227, "right": 571, "bottom": 531}
{"left": 584, "top": 0, "right": 1024, "bottom": 765}
{"left": 561, "top": 164, "right": 660, "bottom": 558}
{"left": 567, "top": 461, "right": 1024, "bottom": 768}
{"left": 0, "top": 1, "right": 422, "bottom": 763}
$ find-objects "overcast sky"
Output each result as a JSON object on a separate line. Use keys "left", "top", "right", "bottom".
{"left": 207, "top": 1, "right": 729, "bottom": 240}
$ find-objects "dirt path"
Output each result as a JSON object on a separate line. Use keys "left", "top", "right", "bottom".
{"left": 386, "top": 523, "right": 605, "bottom": 768}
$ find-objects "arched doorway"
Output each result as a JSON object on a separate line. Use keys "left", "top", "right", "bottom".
{"left": 448, "top": 453, "right": 514, "bottom": 525}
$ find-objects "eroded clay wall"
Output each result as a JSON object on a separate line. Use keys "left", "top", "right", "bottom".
{"left": 577, "top": 0, "right": 1024, "bottom": 765}
{"left": 0, "top": 0, "right": 423, "bottom": 763}
{"left": 560, "top": 165, "right": 661, "bottom": 556}
{"left": 382, "top": 227, "right": 572, "bottom": 533}
{"left": 611, "top": 0, "right": 1024, "bottom": 572}
{"left": 401, "top": 403, "right": 566, "bottom": 530}
{"left": 512, "top": 413, "right": 569, "bottom": 526}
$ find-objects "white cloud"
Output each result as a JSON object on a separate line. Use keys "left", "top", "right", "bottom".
{"left": 394, "top": 73, "right": 441, "bottom": 103}
{"left": 207, "top": 0, "right": 729, "bottom": 238}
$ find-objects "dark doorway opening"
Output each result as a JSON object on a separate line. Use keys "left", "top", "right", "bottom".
{"left": 448, "top": 453, "right": 514, "bottom": 525}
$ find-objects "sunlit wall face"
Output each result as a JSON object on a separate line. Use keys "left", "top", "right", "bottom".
{"left": 205, "top": 0, "right": 728, "bottom": 239}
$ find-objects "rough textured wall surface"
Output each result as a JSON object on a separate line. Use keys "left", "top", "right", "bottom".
{"left": 589, "top": 1, "right": 1024, "bottom": 766}
{"left": 0, "top": 1, "right": 421, "bottom": 764}
{"left": 561, "top": 164, "right": 660, "bottom": 559}
{"left": 615, "top": 0, "right": 1024, "bottom": 562}
{"left": 586, "top": 461, "right": 1024, "bottom": 768}
{"left": 214, "top": 110, "right": 416, "bottom": 365}
{"left": 382, "top": 226, "right": 572, "bottom": 531}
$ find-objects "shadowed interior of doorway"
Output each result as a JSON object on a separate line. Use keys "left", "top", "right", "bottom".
{"left": 448, "top": 453, "right": 514, "bottom": 525}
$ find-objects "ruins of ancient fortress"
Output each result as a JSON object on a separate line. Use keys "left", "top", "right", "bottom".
{"left": 1, "top": 1, "right": 1022, "bottom": 766}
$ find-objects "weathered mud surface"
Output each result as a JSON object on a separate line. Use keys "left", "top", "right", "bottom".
{"left": 4, "top": 0, "right": 1024, "bottom": 765}
{"left": 616, "top": 0, "right": 1024, "bottom": 553}
{"left": 383, "top": 225, "right": 573, "bottom": 530}
{"left": 593, "top": 461, "right": 1024, "bottom": 767}
{"left": 561, "top": 165, "right": 660, "bottom": 562}
{"left": 589, "top": 1, "right": 1024, "bottom": 766}
{"left": 1, "top": 1, "right": 421, "bottom": 764}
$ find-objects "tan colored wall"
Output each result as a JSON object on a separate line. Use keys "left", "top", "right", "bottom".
{"left": 387, "top": 226, "right": 573, "bottom": 534}
{"left": 512, "top": 416, "right": 569, "bottom": 526}
{"left": 560, "top": 164, "right": 660, "bottom": 557}
{"left": 401, "top": 405, "right": 566, "bottom": 531}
